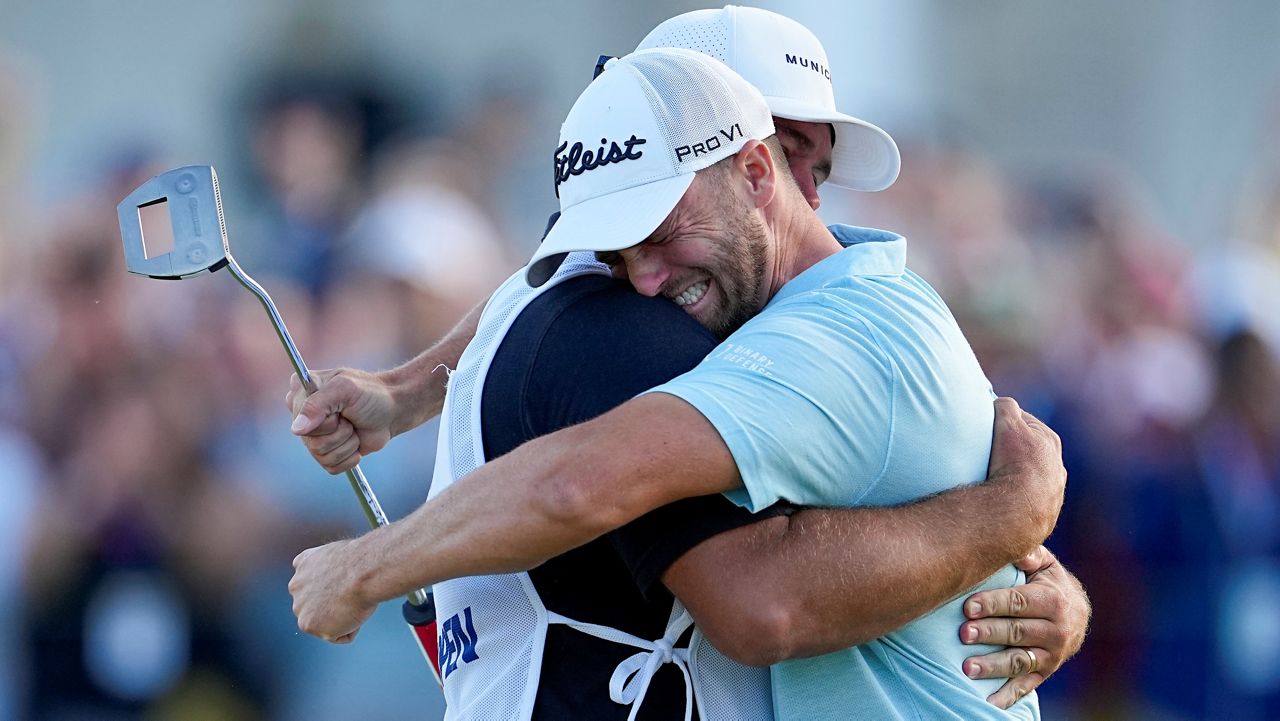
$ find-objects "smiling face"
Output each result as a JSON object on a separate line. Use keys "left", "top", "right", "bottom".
{"left": 594, "top": 133, "right": 828, "bottom": 339}
{"left": 596, "top": 164, "right": 773, "bottom": 339}
{"left": 773, "top": 118, "right": 834, "bottom": 210}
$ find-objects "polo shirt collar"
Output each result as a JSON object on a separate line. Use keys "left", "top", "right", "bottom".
{"left": 771, "top": 225, "right": 906, "bottom": 304}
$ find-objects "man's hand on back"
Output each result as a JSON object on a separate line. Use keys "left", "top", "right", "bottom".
{"left": 960, "top": 545, "right": 1090, "bottom": 709}
{"left": 986, "top": 398, "right": 1066, "bottom": 558}
{"left": 952, "top": 398, "right": 1082, "bottom": 709}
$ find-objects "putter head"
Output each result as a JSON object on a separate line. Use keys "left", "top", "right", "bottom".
{"left": 118, "top": 165, "right": 230, "bottom": 279}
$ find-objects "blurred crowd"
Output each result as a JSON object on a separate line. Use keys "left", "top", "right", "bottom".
{"left": 0, "top": 57, "right": 526, "bottom": 720}
{"left": 3, "top": 42, "right": 1280, "bottom": 721}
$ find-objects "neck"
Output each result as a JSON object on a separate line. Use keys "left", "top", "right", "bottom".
{"left": 765, "top": 205, "right": 842, "bottom": 300}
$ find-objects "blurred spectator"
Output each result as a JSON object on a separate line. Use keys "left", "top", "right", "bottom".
{"left": 0, "top": 49, "right": 42, "bottom": 719}
{"left": 1190, "top": 240, "right": 1280, "bottom": 359}
{"left": 0, "top": 430, "right": 43, "bottom": 721}
{"left": 1195, "top": 331, "right": 1280, "bottom": 719}
{"left": 343, "top": 136, "right": 516, "bottom": 349}
{"left": 18, "top": 212, "right": 274, "bottom": 719}
{"left": 447, "top": 70, "right": 553, "bottom": 253}
{"left": 237, "top": 75, "right": 406, "bottom": 300}
{"left": 0, "top": 48, "right": 45, "bottom": 429}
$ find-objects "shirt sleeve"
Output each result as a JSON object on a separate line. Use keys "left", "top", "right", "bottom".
{"left": 646, "top": 292, "right": 896, "bottom": 512}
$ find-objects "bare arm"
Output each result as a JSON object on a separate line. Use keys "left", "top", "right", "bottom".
{"left": 660, "top": 397, "right": 1065, "bottom": 666}
{"left": 384, "top": 302, "right": 483, "bottom": 431}
{"left": 287, "top": 301, "right": 483, "bottom": 470}
{"left": 356, "top": 391, "right": 741, "bottom": 598}
{"left": 290, "top": 392, "right": 742, "bottom": 640}
{"left": 289, "top": 395, "right": 1063, "bottom": 644}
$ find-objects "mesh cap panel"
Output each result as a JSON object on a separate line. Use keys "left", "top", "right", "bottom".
{"left": 636, "top": 8, "right": 731, "bottom": 63}
{"left": 626, "top": 50, "right": 772, "bottom": 171}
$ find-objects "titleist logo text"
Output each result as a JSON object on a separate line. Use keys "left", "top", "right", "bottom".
{"left": 554, "top": 135, "right": 647, "bottom": 196}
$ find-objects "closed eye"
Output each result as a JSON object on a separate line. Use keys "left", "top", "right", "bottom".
{"left": 595, "top": 250, "right": 622, "bottom": 268}
{"left": 813, "top": 161, "right": 832, "bottom": 188}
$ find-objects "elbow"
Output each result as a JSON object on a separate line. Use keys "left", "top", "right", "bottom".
{"left": 695, "top": 596, "right": 799, "bottom": 668}
{"left": 532, "top": 447, "right": 632, "bottom": 543}
{"left": 694, "top": 593, "right": 888, "bottom": 667}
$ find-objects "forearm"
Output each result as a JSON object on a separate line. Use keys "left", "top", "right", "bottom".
{"left": 382, "top": 302, "right": 482, "bottom": 435}
{"left": 763, "top": 479, "right": 1042, "bottom": 658}
{"left": 351, "top": 392, "right": 738, "bottom": 603}
{"left": 352, "top": 431, "right": 608, "bottom": 602}
{"left": 674, "top": 474, "right": 1054, "bottom": 666}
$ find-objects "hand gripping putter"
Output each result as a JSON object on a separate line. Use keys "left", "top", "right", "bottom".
{"left": 118, "top": 165, "right": 443, "bottom": 685}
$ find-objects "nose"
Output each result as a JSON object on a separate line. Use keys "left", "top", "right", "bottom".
{"left": 796, "top": 175, "right": 821, "bottom": 210}
{"left": 786, "top": 160, "right": 822, "bottom": 210}
{"left": 620, "top": 247, "right": 670, "bottom": 297}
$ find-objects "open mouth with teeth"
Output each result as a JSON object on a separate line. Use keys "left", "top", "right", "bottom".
{"left": 672, "top": 279, "right": 709, "bottom": 309}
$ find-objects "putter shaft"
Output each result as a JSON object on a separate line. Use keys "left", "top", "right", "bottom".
{"left": 225, "top": 256, "right": 428, "bottom": 608}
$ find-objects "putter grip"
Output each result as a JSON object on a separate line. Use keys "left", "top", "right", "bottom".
{"left": 404, "top": 595, "right": 443, "bottom": 686}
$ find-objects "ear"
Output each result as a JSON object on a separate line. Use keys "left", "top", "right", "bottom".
{"left": 732, "top": 139, "right": 777, "bottom": 211}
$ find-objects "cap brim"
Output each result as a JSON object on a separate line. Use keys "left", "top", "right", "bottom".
{"left": 526, "top": 172, "right": 695, "bottom": 286}
{"left": 764, "top": 96, "right": 901, "bottom": 192}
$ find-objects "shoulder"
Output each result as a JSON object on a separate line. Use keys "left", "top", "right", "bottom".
{"left": 511, "top": 274, "right": 718, "bottom": 373}
{"left": 525, "top": 274, "right": 711, "bottom": 336}
{"left": 487, "top": 275, "right": 720, "bottom": 438}
{"left": 712, "top": 291, "right": 893, "bottom": 377}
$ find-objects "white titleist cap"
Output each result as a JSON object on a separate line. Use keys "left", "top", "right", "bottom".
{"left": 636, "top": 5, "right": 900, "bottom": 192}
{"left": 527, "top": 47, "right": 774, "bottom": 287}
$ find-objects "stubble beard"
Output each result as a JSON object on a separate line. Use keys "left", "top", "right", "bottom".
{"left": 702, "top": 202, "right": 770, "bottom": 340}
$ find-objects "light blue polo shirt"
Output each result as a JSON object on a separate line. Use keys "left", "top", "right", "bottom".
{"left": 650, "top": 225, "right": 1039, "bottom": 720}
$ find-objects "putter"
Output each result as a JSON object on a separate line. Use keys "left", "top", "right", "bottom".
{"left": 118, "top": 165, "right": 442, "bottom": 683}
